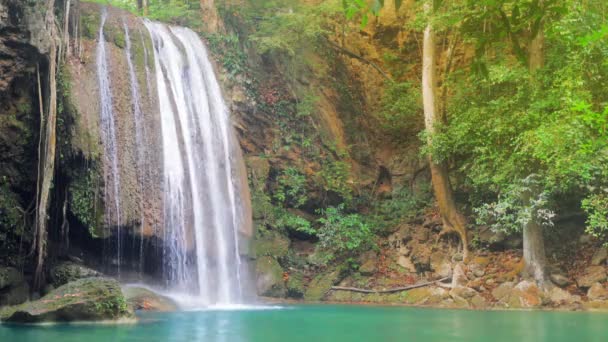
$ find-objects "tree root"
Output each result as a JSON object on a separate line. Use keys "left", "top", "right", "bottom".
{"left": 329, "top": 277, "right": 450, "bottom": 294}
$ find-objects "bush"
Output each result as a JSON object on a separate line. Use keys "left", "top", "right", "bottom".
{"left": 316, "top": 204, "right": 374, "bottom": 262}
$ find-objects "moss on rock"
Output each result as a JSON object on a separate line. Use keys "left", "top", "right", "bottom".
{"left": 255, "top": 256, "right": 286, "bottom": 297}
{"left": 0, "top": 278, "right": 133, "bottom": 323}
{"left": 304, "top": 270, "right": 340, "bottom": 301}
{"left": 253, "top": 230, "right": 290, "bottom": 258}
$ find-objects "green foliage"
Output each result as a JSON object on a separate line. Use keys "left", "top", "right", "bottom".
{"left": 582, "top": 194, "right": 608, "bottom": 242}
{"left": 316, "top": 204, "right": 374, "bottom": 262}
{"left": 275, "top": 167, "right": 308, "bottom": 208}
{"left": 474, "top": 176, "right": 556, "bottom": 234}
{"left": 0, "top": 184, "right": 24, "bottom": 262}
{"left": 365, "top": 185, "right": 431, "bottom": 235}
{"left": 69, "top": 166, "right": 103, "bottom": 238}
{"left": 205, "top": 33, "right": 248, "bottom": 79}
{"left": 375, "top": 81, "right": 423, "bottom": 140}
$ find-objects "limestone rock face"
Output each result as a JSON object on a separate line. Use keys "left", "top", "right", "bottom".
{"left": 549, "top": 287, "right": 576, "bottom": 305}
{"left": 576, "top": 266, "right": 607, "bottom": 288}
{"left": 0, "top": 278, "right": 133, "bottom": 323}
{"left": 0, "top": 0, "right": 50, "bottom": 92}
{"left": 255, "top": 256, "right": 286, "bottom": 297}
{"left": 252, "top": 231, "right": 290, "bottom": 258}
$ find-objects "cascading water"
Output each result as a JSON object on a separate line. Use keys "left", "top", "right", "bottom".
{"left": 122, "top": 20, "right": 147, "bottom": 276}
{"left": 96, "top": 9, "right": 123, "bottom": 276}
{"left": 143, "top": 22, "right": 249, "bottom": 305}
{"left": 94, "top": 7, "right": 251, "bottom": 306}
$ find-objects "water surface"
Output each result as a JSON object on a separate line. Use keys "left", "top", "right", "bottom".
{"left": 1, "top": 305, "right": 606, "bottom": 341}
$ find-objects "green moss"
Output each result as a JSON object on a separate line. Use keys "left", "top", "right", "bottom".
{"left": 81, "top": 13, "right": 100, "bottom": 39}
{"left": 68, "top": 165, "right": 105, "bottom": 238}
{"left": 1, "top": 278, "right": 133, "bottom": 323}
{"left": 255, "top": 256, "right": 286, "bottom": 297}
{"left": 286, "top": 272, "right": 305, "bottom": 298}
{"left": 252, "top": 230, "right": 290, "bottom": 258}
{"left": 304, "top": 270, "right": 340, "bottom": 301}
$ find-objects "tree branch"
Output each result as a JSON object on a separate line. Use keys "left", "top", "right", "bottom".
{"left": 330, "top": 277, "right": 450, "bottom": 294}
{"left": 324, "top": 38, "right": 392, "bottom": 82}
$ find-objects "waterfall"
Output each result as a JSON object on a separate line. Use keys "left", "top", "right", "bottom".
{"left": 144, "top": 21, "right": 248, "bottom": 305}
{"left": 123, "top": 20, "right": 146, "bottom": 277}
{"left": 93, "top": 7, "right": 251, "bottom": 305}
{"left": 96, "top": 9, "right": 123, "bottom": 276}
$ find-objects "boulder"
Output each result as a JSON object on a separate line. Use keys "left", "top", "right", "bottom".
{"left": 470, "top": 294, "right": 487, "bottom": 309}
{"left": 0, "top": 281, "right": 29, "bottom": 306}
{"left": 122, "top": 286, "right": 178, "bottom": 312}
{"left": 397, "top": 256, "right": 416, "bottom": 273}
{"left": 491, "top": 282, "right": 515, "bottom": 301}
{"left": 49, "top": 262, "right": 102, "bottom": 287}
{"left": 591, "top": 248, "right": 608, "bottom": 266}
{"left": 450, "top": 286, "right": 478, "bottom": 300}
{"left": 507, "top": 280, "right": 543, "bottom": 308}
{"left": 576, "top": 266, "right": 607, "bottom": 288}
{"left": 255, "top": 256, "right": 286, "bottom": 297}
{"left": 587, "top": 283, "right": 608, "bottom": 301}
{"left": 0, "top": 267, "right": 22, "bottom": 290}
{"left": 359, "top": 259, "right": 377, "bottom": 276}
{"left": 0, "top": 278, "right": 133, "bottom": 323}
{"left": 550, "top": 274, "right": 571, "bottom": 288}
{"left": 286, "top": 272, "right": 305, "bottom": 298}
{"left": 549, "top": 287, "right": 575, "bottom": 305}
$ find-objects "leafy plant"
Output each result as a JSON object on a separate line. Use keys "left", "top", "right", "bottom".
{"left": 316, "top": 204, "right": 374, "bottom": 261}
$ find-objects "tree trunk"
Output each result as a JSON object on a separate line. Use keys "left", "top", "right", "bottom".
{"left": 522, "top": 13, "right": 548, "bottom": 287}
{"left": 200, "top": 0, "right": 223, "bottom": 33}
{"left": 34, "top": 0, "right": 59, "bottom": 291}
{"left": 422, "top": 1, "right": 469, "bottom": 261}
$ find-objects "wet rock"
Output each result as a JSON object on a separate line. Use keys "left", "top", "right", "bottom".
{"left": 0, "top": 278, "right": 133, "bottom": 323}
{"left": 49, "top": 261, "right": 102, "bottom": 287}
{"left": 550, "top": 274, "right": 571, "bottom": 288}
{"left": 587, "top": 283, "right": 608, "bottom": 301}
{"left": 252, "top": 231, "right": 290, "bottom": 258}
{"left": 255, "top": 256, "right": 286, "bottom": 297}
{"left": 591, "top": 248, "right": 608, "bottom": 266}
{"left": 123, "top": 286, "right": 178, "bottom": 312}
{"left": 304, "top": 270, "right": 340, "bottom": 301}
{"left": 576, "top": 266, "right": 607, "bottom": 288}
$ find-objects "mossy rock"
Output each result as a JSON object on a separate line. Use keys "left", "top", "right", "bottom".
{"left": 49, "top": 262, "right": 102, "bottom": 287}
{"left": 401, "top": 287, "right": 434, "bottom": 305}
{"left": 123, "top": 286, "right": 178, "bottom": 312}
{"left": 255, "top": 256, "right": 286, "bottom": 297}
{"left": 304, "top": 270, "right": 340, "bottom": 301}
{"left": 286, "top": 272, "right": 305, "bottom": 298}
{"left": 253, "top": 230, "right": 290, "bottom": 258}
{"left": 0, "top": 278, "right": 133, "bottom": 323}
{"left": 81, "top": 13, "right": 101, "bottom": 40}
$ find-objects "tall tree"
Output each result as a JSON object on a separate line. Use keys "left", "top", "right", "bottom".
{"left": 422, "top": 0, "right": 469, "bottom": 261}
